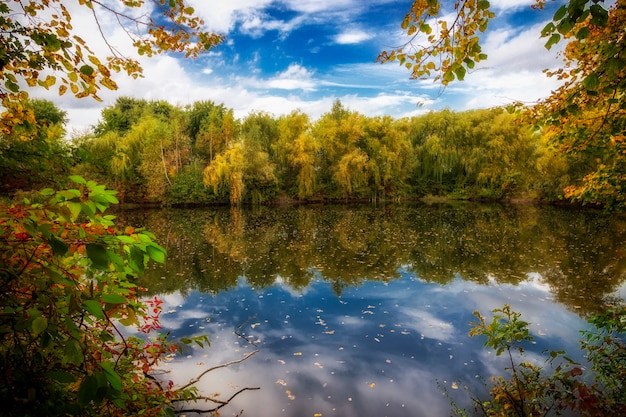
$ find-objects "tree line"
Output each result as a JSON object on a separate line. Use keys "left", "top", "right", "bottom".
{"left": 0, "top": 97, "right": 604, "bottom": 207}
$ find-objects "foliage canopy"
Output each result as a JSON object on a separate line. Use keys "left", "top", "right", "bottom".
{"left": 379, "top": 0, "right": 625, "bottom": 208}
{"left": 0, "top": 0, "right": 223, "bottom": 134}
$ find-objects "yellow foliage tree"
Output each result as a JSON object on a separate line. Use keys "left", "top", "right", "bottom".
{"left": 0, "top": 0, "right": 223, "bottom": 135}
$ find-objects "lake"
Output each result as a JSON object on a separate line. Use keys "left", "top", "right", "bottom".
{"left": 119, "top": 203, "right": 626, "bottom": 417}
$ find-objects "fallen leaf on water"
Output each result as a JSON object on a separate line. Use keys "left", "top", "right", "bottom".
{"left": 277, "top": 359, "right": 286, "bottom": 364}
{"left": 294, "top": 352, "right": 302, "bottom": 356}
{"left": 276, "top": 379, "right": 287, "bottom": 386}
{"left": 286, "top": 390, "right": 295, "bottom": 400}
{"left": 369, "top": 382, "right": 376, "bottom": 388}
{"left": 451, "top": 382, "right": 459, "bottom": 390}
{"left": 314, "top": 362, "right": 323, "bottom": 368}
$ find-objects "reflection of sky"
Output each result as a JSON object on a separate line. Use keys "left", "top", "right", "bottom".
{"left": 156, "top": 272, "right": 592, "bottom": 417}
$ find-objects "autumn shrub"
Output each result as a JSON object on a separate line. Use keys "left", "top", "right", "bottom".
{"left": 0, "top": 176, "right": 205, "bottom": 416}
{"left": 463, "top": 304, "right": 626, "bottom": 417}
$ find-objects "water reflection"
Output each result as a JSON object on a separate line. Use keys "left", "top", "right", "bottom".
{"left": 124, "top": 203, "right": 626, "bottom": 316}
{"left": 118, "top": 204, "right": 626, "bottom": 416}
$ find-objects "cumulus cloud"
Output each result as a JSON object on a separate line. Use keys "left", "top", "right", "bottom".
{"left": 334, "top": 29, "right": 374, "bottom": 45}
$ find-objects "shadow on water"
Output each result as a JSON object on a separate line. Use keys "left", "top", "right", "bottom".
{"left": 119, "top": 203, "right": 626, "bottom": 417}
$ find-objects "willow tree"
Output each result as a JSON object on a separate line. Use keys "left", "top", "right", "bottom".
{"left": 186, "top": 101, "right": 237, "bottom": 162}
{"left": 379, "top": 0, "right": 625, "bottom": 208}
{"left": 313, "top": 101, "right": 367, "bottom": 197}
{"left": 274, "top": 111, "right": 318, "bottom": 199}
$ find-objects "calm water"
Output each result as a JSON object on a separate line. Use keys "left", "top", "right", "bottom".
{"left": 120, "top": 203, "right": 626, "bottom": 417}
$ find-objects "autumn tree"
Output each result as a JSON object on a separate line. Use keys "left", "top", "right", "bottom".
{"left": 313, "top": 101, "right": 368, "bottom": 197}
{"left": 274, "top": 110, "right": 318, "bottom": 199}
{"left": 532, "top": 1, "right": 626, "bottom": 209}
{"left": 0, "top": 0, "right": 223, "bottom": 134}
{"left": 186, "top": 101, "right": 237, "bottom": 162}
{"left": 0, "top": 99, "right": 70, "bottom": 193}
{"left": 380, "top": 0, "right": 625, "bottom": 208}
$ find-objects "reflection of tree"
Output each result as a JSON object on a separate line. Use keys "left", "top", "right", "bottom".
{"left": 122, "top": 205, "right": 626, "bottom": 316}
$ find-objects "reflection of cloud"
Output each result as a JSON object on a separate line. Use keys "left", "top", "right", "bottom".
{"left": 152, "top": 269, "right": 591, "bottom": 417}
{"left": 398, "top": 308, "right": 457, "bottom": 342}
{"left": 162, "top": 322, "right": 458, "bottom": 417}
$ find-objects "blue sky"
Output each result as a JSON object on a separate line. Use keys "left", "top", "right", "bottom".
{"left": 34, "top": 0, "right": 567, "bottom": 132}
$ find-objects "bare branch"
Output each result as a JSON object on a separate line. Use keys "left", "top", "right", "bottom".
{"left": 178, "top": 349, "right": 259, "bottom": 391}
{"left": 174, "top": 386, "right": 261, "bottom": 415}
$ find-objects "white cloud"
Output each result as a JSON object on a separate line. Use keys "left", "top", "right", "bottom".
{"left": 334, "top": 29, "right": 374, "bottom": 45}
{"left": 187, "top": 0, "right": 273, "bottom": 33}
{"left": 266, "top": 64, "right": 317, "bottom": 90}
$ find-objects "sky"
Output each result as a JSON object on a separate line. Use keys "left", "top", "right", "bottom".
{"left": 30, "top": 0, "right": 568, "bottom": 133}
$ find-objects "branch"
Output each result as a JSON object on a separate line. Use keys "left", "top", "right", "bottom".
{"left": 174, "top": 386, "right": 260, "bottom": 415}
{"left": 178, "top": 349, "right": 259, "bottom": 391}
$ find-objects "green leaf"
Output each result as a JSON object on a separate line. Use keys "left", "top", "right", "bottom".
{"left": 32, "top": 316, "right": 48, "bottom": 335}
{"left": 541, "top": 22, "right": 555, "bottom": 37}
{"left": 545, "top": 33, "right": 561, "bottom": 50}
{"left": 78, "top": 375, "right": 99, "bottom": 406}
{"left": 86, "top": 243, "right": 109, "bottom": 269}
{"left": 454, "top": 65, "right": 466, "bottom": 81}
{"left": 69, "top": 175, "right": 87, "bottom": 184}
{"left": 46, "top": 371, "right": 77, "bottom": 383}
{"left": 129, "top": 246, "right": 146, "bottom": 274}
{"left": 41, "top": 188, "right": 55, "bottom": 196}
{"left": 553, "top": 5, "right": 567, "bottom": 21}
{"left": 79, "top": 65, "right": 94, "bottom": 76}
{"left": 68, "top": 201, "right": 82, "bottom": 221}
{"left": 576, "top": 26, "right": 590, "bottom": 40}
{"left": 100, "top": 362, "right": 123, "bottom": 391}
{"left": 64, "top": 339, "right": 83, "bottom": 365}
{"left": 83, "top": 299, "right": 106, "bottom": 320}
{"left": 477, "top": 0, "right": 490, "bottom": 11}
{"left": 48, "top": 235, "right": 69, "bottom": 256}
{"left": 101, "top": 293, "right": 128, "bottom": 304}
{"left": 146, "top": 244, "right": 166, "bottom": 263}
{"left": 583, "top": 73, "right": 599, "bottom": 90}
{"left": 443, "top": 71, "right": 455, "bottom": 83}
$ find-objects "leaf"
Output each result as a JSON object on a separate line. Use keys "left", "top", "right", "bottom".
{"left": 79, "top": 65, "right": 94, "bottom": 76}
{"left": 68, "top": 201, "right": 82, "bottom": 221}
{"left": 78, "top": 375, "right": 98, "bottom": 406}
{"left": 48, "top": 235, "right": 69, "bottom": 256}
{"left": 101, "top": 293, "right": 127, "bottom": 304}
{"left": 129, "top": 246, "right": 145, "bottom": 274}
{"left": 545, "top": 33, "right": 561, "bottom": 50}
{"left": 83, "top": 299, "right": 106, "bottom": 320}
{"left": 146, "top": 244, "right": 166, "bottom": 263}
{"left": 86, "top": 243, "right": 109, "bottom": 269}
{"left": 46, "top": 371, "right": 77, "bottom": 383}
{"left": 100, "top": 362, "right": 123, "bottom": 391}
{"left": 69, "top": 175, "right": 87, "bottom": 184}
{"left": 576, "top": 27, "right": 590, "bottom": 40}
{"left": 553, "top": 5, "right": 567, "bottom": 21}
{"left": 32, "top": 316, "right": 48, "bottom": 335}
{"left": 477, "top": 0, "right": 490, "bottom": 11}
{"left": 583, "top": 73, "right": 599, "bottom": 91}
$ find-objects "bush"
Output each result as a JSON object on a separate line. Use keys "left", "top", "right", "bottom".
{"left": 462, "top": 304, "right": 626, "bottom": 417}
{"left": 0, "top": 176, "right": 205, "bottom": 416}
